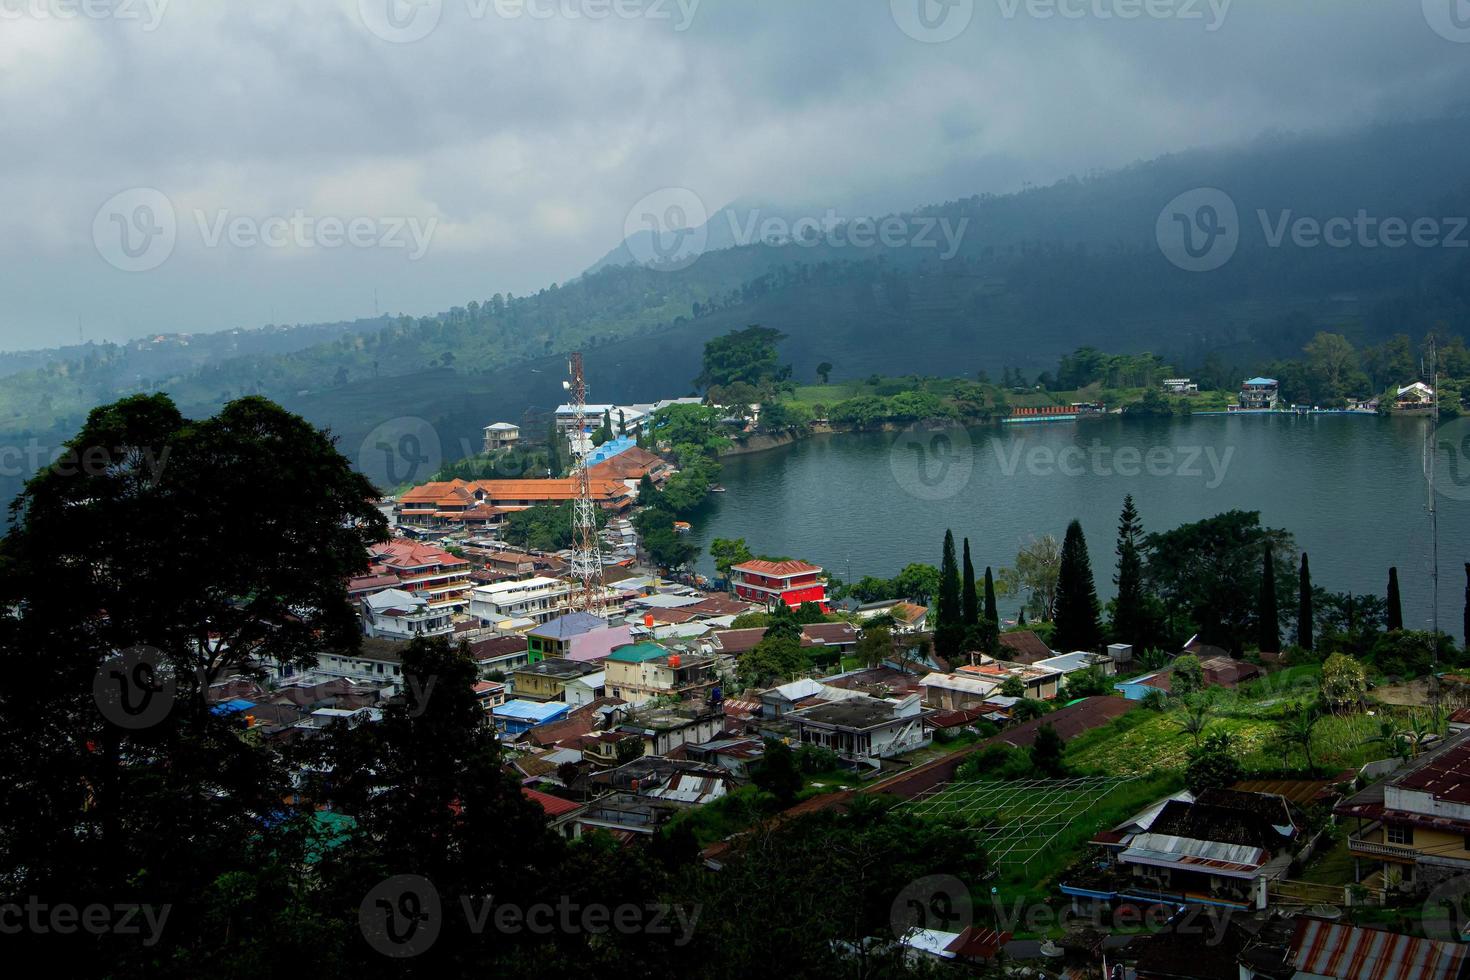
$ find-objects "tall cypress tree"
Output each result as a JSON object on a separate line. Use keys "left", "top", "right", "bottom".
{"left": 984, "top": 566, "right": 999, "bottom": 628}
{"left": 1053, "top": 519, "right": 1101, "bottom": 652}
{"left": 1298, "top": 553, "right": 1314, "bottom": 651}
{"left": 1387, "top": 567, "right": 1404, "bottom": 632}
{"left": 1111, "top": 494, "right": 1147, "bottom": 645}
{"left": 936, "top": 530, "right": 963, "bottom": 659}
{"left": 1464, "top": 563, "right": 1469, "bottom": 655}
{"left": 1258, "top": 542, "right": 1280, "bottom": 653}
{"left": 962, "top": 538, "right": 979, "bottom": 627}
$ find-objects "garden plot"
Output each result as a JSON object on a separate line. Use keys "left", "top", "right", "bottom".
{"left": 899, "top": 776, "right": 1135, "bottom": 871}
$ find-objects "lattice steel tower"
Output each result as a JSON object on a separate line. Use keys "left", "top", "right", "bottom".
{"left": 564, "top": 352, "right": 606, "bottom": 615}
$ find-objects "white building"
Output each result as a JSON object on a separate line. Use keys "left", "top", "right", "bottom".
{"left": 470, "top": 576, "right": 577, "bottom": 625}
{"left": 483, "top": 422, "right": 521, "bottom": 452}
{"left": 363, "top": 588, "right": 457, "bottom": 640}
{"left": 789, "top": 693, "right": 930, "bottom": 766}
{"left": 563, "top": 671, "right": 607, "bottom": 708}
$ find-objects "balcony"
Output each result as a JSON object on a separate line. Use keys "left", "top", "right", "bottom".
{"left": 1346, "top": 834, "right": 1418, "bottom": 861}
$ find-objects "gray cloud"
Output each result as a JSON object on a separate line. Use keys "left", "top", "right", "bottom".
{"left": 0, "top": 0, "right": 1466, "bottom": 349}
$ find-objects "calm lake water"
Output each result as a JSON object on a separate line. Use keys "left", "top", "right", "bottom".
{"left": 689, "top": 415, "right": 1470, "bottom": 641}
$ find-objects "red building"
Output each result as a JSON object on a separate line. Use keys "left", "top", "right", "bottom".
{"left": 729, "top": 559, "right": 828, "bottom": 611}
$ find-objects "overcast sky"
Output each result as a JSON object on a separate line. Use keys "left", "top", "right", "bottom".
{"left": 0, "top": 0, "right": 1467, "bottom": 351}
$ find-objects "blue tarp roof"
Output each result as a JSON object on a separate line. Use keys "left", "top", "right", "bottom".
{"left": 492, "top": 700, "right": 570, "bottom": 723}
{"left": 211, "top": 698, "right": 258, "bottom": 715}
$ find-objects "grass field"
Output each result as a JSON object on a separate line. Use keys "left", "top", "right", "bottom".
{"left": 1067, "top": 667, "right": 1448, "bottom": 776}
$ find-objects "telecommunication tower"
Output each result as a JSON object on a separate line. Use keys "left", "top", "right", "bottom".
{"left": 564, "top": 352, "right": 606, "bottom": 615}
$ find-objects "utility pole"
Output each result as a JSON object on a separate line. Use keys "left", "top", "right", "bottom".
{"left": 564, "top": 352, "right": 606, "bottom": 616}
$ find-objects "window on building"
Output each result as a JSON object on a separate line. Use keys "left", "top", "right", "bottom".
{"left": 1386, "top": 824, "right": 1414, "bottom": 846}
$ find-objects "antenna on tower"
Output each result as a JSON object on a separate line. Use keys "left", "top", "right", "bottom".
{"left": 565, "top": 352, "right": 607, "bottom": 616}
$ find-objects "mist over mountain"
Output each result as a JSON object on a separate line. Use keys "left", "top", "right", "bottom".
{"left": 2, "top": 113, "right": 1468, "bottom": 504}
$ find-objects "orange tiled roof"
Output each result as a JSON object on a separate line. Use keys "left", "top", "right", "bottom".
{"left": 399, "top": 478, "right": 632, "bottom": 508}
{"left": 731, "top": 559, "right": 823, "bottom": 578}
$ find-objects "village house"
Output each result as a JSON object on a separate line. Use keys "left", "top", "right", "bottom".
{"left": 1238, "top": 377, "right": 1280, "bottom": 410}
{"left": 604, "top": 643, "right": 718, "bottom": 705}
{"left": 470, "top": 576, "right": 577, "bottom": 626}
{"left": 855, "top": 598, "right": 930, "bottom": 633}
{"left": 358, "top": 538, "right": 472, "bottom": 617}
{"left": 617, "top": 704, "right": 725, "bottom": 757}
{"left": 362, "top": 589, "right": 458, "bottom": 640}
{"left": 467, "top": 634, "right": 533, "bottom": 678}
{"left": 509, "top": 657, "right": 605, "bottom": 702}
{"left": 728, "top": 559, "right": 829, "bottom": 611}
{"left": 920, "top": 671, "right": 999, "bottom": 710}
{"left": 491, "top": 699, "right": 571, "bottom": 735}
{"left": 1395, "top": 381, "right": 1436, "bottom": 413}
{"left": 1339, "top": 729, "right": 1470, "bottom": 890}
{"left": 788, "top": 693, "right": 929, "bottom": 766}
{"left": 957, "top": 658, "right": 1063, "bottom": 700}
{"left": 561, "top": 670, "right": 606, "bottom": 708}
{"left": 1161, "top": 378, "right": 1198, "bottom": 394}
{"left": 301, "top": 637, "right": 407, "bottom": 688}
{"left": 396, "top": 478, "right": 634, "bottom": 529}
{"left": 527, "top": 611, "right": 634, "bottom": 663}
{"left": 482, "top": 421, "right": 521, "bottom": 452}
{"left": 1061, "top": 788, "right": 1303, "bottom": 911}
{"left": 593, "top": 756, "right": 734, "bottom": 806}
{"left": 522, "top": 786, "right": 585, "bottom": 839}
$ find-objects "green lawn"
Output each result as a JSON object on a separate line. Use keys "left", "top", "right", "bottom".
{"left": 1068, "top": 667, "right": 1448, "bottom": 777}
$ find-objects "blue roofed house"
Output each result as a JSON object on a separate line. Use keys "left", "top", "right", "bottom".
{"left": 1238, "top": 377, "right": 1279, "bottom": 410}
{"left": 492, "top": 699, "right": 571, "bottom": 735}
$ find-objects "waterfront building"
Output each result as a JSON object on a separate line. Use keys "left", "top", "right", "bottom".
{"left": 729, "top": 558, "right": 828, "bottom": 611}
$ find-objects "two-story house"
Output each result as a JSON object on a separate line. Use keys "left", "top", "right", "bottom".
{"left": 729, "top": 559, "right": 828, "bottom": 611}
{"left": 604, "top": 643, "right": 718, "bottom": 706}
{"left": 1339, "top": 730, "right": 1470, "bottom": 890}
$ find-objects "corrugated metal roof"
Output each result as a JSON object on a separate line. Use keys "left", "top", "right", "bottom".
{"left": 1292, "top": 917, "right": 1470, "bottom": 980}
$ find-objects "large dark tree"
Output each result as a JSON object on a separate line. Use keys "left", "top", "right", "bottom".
{"left": 1053, "top": 519, "right": 1102, "bottom": 652}
{"left": 1298, "top": 552, "right": 1314, "bottom": 650}
{"left": 0, "top": 394, "right": 388, "bottom": 975}
{"left": 1259, "top": 542, "right": 1281, "bottom": 653}
{"left": 1387, "top": 566, "right": 1404, "bottom": 632}
{"left": 1145, "top": 511, "right": 1294, "bottom": 656}
{"left": 1464, "top": 563, "right": 1469, "bottom": 653}
{"left": 1111, "top": 494, "right": 1148, "bottom": 645}
{"left": 961, "top": 538, "right": 979, "bottom": 626}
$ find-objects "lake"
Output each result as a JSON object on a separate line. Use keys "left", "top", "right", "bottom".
{"left": 689, "top": 414, "right": 1470, "bottom": 641}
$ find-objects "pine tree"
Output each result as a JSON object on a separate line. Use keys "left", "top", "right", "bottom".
{"left": 1017, "top": 608, "right": 1026, "bottom": 627}
{"left": 1298, "top": 553, "right": 1314, "bottom": 651}
{"left": 936, "top": 530, "right": 963, "bottom": 659}
{"left": 1464, "top": 563, "right": 1469, "bottom": 654}
{"left": 1258, "top": 542, "right": 1280, "bottom": 653}
{"left": 1387, "top": 566, "right": 1404, "bottom": 632}
{"left": 1111, "top": 494, "right": 1147, "bottom": 645}
{"left": 984, "top": 566, "right": 999, "bottom": 630}
{"left": 962, "top": 538, "right": 979, "bottom": 627}
{"left": 1053, "top": 519, "right": 1101, "bottom": 652}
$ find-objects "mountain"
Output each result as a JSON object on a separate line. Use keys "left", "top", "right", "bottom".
{"left": 2, "top": 113, "right": 1468, "bottom": 501}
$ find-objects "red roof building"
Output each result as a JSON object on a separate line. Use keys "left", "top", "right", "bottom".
{"left": 729, "top": 559, "right": 828, "bottom": 611}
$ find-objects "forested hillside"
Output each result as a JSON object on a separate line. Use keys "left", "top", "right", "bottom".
{"left": 2, "top": 114, "right": 1468, "bottom": 503}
